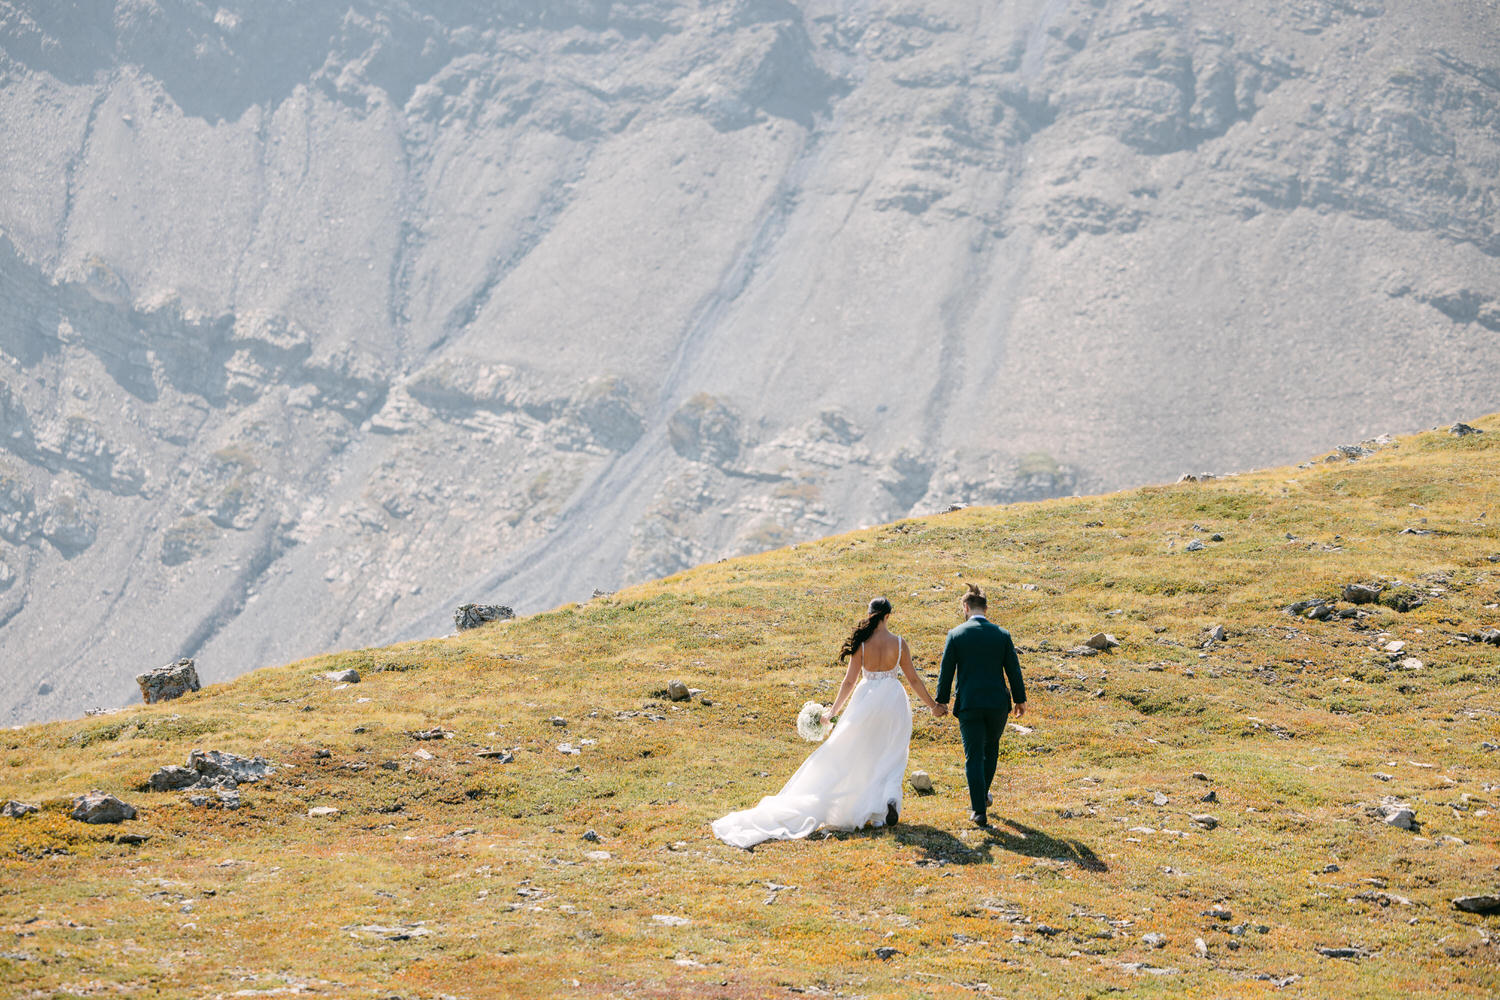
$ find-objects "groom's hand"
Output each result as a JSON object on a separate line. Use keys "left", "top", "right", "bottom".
{"left": 932, "top": 703, "right": 949, "bottom": 718}
{"left": 1013, "top": 701, "right": 1026, "bottom": 718}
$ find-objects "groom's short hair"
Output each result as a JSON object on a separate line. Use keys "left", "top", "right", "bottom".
{"left": 961, "top": 583, "right": 987, "bottom": 611}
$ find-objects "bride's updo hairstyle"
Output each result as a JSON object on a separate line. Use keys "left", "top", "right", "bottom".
{"left": 961, "top": 582, "right": 987, "bottom": 612}
{"left": 839, "top": 597, "right": 893, "bottom": 661}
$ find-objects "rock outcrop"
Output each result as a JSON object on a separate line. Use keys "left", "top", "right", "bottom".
{"left": 135, "top": 658, "right": 201, "bottom": 704}
{"left": 453, "top": 604, "right": 515, "bottom": 631}
{"left": 71, "top": 791, "right": 137, "bottom": 824}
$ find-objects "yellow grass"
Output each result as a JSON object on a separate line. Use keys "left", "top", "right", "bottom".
{"left": 3, "top": 417, "right": 1499, "bottom": 998}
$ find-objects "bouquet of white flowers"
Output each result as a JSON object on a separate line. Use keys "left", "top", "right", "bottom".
{"left": 797, "top": 701, "right": 835, "bottom": 742}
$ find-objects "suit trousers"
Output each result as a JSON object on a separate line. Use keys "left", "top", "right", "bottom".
{"left": 956, "top": 707, "right": 1010, "bottom": 815}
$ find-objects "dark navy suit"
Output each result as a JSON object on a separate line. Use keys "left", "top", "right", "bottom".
{"left": 935, "top": 614, "right": 1027, "bottom": 817}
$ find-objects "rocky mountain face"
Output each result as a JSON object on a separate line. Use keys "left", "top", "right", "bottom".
{"left": 1, "top": 0, "right": 1497, "bottom": 723}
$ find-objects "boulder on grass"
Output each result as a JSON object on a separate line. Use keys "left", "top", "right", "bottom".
{"left": 187, "top": 749, "right": 276, "bottom": 785}
{"left": 148, "top": 765, "right": 199, "bottom": 791}
{"left": 1452, "top": 894, "right": 1500, "bottom": 915}
{"left": 1084, "top": 632, "right": 1120, "bottom": 651}
{"left": 135, "top": 658, "right": 201, "bottom": 704}
{"left": 1342, "top": 583, "right": 1383, "bottom": 605}
{"left": 71, "top": 791, "right": 136, "bottom": 824}
{"left": 454, "top": 603, "right": 515, "bottom": 631}
{"left": 1, "top": 800, "right": 38, "bottom": 818}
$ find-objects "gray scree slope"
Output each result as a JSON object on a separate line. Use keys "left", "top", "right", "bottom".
{"left": 0, "top": 1, "right": 1497, "bottom": 723}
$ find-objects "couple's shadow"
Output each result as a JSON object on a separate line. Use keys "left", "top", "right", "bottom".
{"left": 830, "top": 817, "right": 1108, "bottom": 872}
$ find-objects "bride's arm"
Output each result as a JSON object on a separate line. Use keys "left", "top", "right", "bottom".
{"left": 826, "top": 648, "right": 862, "bottom": 720}
{"left": 898, "top": 640, "right": 944, "bottom": 714}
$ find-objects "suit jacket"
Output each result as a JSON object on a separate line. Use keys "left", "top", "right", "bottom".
{"left": 935, "top": 615, "right": 1026, "bottom": 714}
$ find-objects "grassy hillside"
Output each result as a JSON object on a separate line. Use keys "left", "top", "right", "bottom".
{"left": 3, "top": 417, "right": 1498, "bottom": 999}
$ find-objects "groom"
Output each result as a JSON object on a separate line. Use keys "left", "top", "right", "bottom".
{"left": 934, "top": 584, "right": 1027, "bottom": 828}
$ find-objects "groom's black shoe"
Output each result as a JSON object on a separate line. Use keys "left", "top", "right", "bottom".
{"left": 886, "top": 802, "right": 900, "bottom": 827}
{"left": 969, "top": 810, "right": 988, "bottom": 828}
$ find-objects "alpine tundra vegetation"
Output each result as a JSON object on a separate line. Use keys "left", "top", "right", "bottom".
{"left": 2, "top": 418, "right": 1497, "bottom": 998}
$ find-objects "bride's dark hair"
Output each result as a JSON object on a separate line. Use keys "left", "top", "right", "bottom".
{"left": 839, "top": 597, "right": 893, "bottom": 661}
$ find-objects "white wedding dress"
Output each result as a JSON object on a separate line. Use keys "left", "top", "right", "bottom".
{"left": 712, "top": 639, "right": 914, "bottom": 849}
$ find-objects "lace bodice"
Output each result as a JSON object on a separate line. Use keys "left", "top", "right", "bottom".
{"left": 860, "top": 636, "right": 903, "bottom": 681}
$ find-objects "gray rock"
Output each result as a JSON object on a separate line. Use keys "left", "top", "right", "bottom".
{"left": 1452, "top": 895, "right": 1500, "bottom": 914}
{"left": 1316, "top": 946, "right": 1364, "bottom": 959}
{"left": 1191, "top": 814, "right": 1220, "bottom": 830}
{"left": 1084, "top": 632, "right": 1120, "bottom": 651}
{"left": 668, "top": 394, "right": 742, "bottom": 467}
{"left": 1185, "top": 539, "right": 1206, "bottom": 552}
{"left": 187, "top": 748, "right": 276, "bottom": 785}
{"left": 1201, "top": 790, "right": 1218, "bottom": 803}
{"left": 1, "top": 800, "right": 38, "bottom": 818}
{"left": 1306, "top": 604, "right": 1334, "bottom": 621}
{"left": 1206, "top": 624, "right": 1227, "bottom": 643}
{"left": 71, "top": 790, "right": 136, "bottom": 824}
{"left": 1342, "top": 582, "right": 1383, "bottom": 605}
{"left": 909, "top": 770, "right": 934, "bottom": 793}
{"left": 550, "top": 716, "right": 567, "bottom": 727}
{"left": 1451, "top": 423, "right": 1483, "bottom": 436}
{"left": 308, "top": 806, "right": 339, "bottom": 817}
{"left": 1209, "top": 533, "right": 1224, "bottom": 542}
{"left": 148, "top": 764, "right": 199, "bottom": 791}
{"left": 1379, "top": 803, "right": 1416, "bottom": 830}
{"left": 583, "top": 829, "right": 601, "bottom": 842}
{"left": 666, "top": 680, "right": 691, "bottom": 702}
{"left": 1152, "top": 792, "right": 1169, "bottom": 807}
{"left": 454, "top": 603, "right": 515, "bottom": 631}
{"left": 874, "top": 946, "right": 899, "bottom": 960}
{"left": 135, "top": 658, "right": 201, "bottom": 705}
{"left": 1474, "top": 629, "right": 1500, "bottom": 647}
{"left": 323, "top": 669, "right": 360, "bottom": 684}
{"left": 1194, "top": 937, "right": 1209, "bottom": 958}
{"left": 1142, "top": 932, "right": 1167, "bottom": 949}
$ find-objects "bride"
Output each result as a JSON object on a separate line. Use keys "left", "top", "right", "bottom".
{"left": 712, "top": 597, "right": 947, "bottom": 849}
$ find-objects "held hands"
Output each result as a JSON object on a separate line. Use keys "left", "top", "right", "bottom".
{"left": 930, "top": 703, "right": 949, "bottom": 718}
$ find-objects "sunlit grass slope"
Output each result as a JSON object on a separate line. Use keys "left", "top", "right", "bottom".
{"left": 3, "top": 417, "right": 1499, "bottom": 999}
